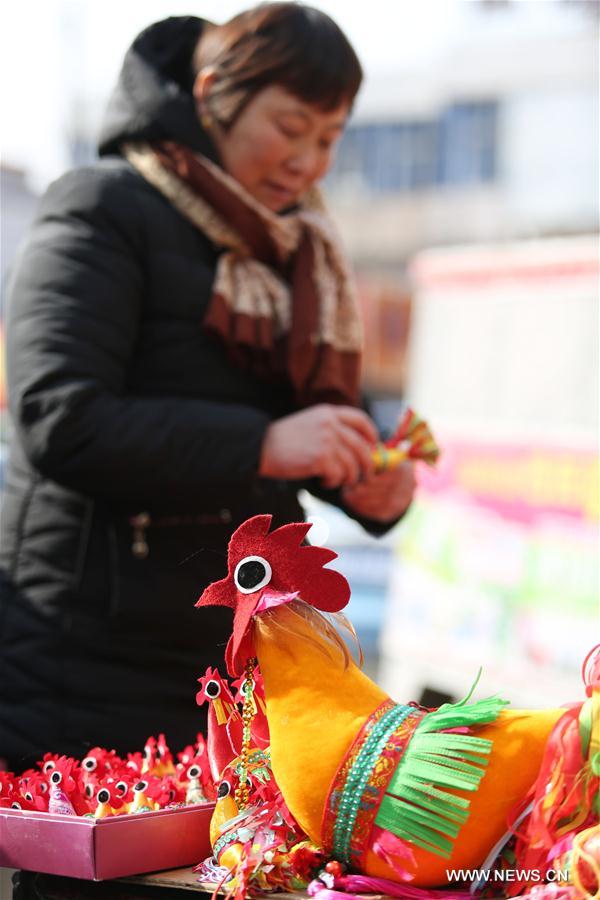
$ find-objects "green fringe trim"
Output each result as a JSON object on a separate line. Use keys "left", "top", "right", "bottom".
{"left": 375, "top": 669, "right": 509, "bottom": 858}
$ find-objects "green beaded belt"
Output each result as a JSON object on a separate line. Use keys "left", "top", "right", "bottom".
{"left": 330, "top": 702, "right": 417, "bottom": 864}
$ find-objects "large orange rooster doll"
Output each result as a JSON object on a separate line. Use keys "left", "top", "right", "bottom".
{"left": 196, "top": 515, "right": 599, "bottom": 899}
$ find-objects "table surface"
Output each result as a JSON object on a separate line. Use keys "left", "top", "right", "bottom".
{"left": 124, "top": 867, "right": 302, "bottom": 896}
{"left": 9, "top": 868, "right": 309, "bottom": 900}
{"left": 124, "top": 868, "right": 392, "bottom": 898}
{"left": 9, "top": 866, "right": 393, "bottom": 899}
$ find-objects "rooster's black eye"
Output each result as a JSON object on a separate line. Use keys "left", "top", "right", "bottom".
{"left": 205, "top": 679, "right": 221, "bottom": 699}
{"left": 50, "top": 771, "right": 62, "bottom": 785}
{"left": 97, "top": 788, "right": 110, "bottom": 804}
{"left": 83, "top": 757, "right": 97, "bottom": 771}
{"left": 217, "top": 780, "right": 231, "bottom": 799}
{"left": 234, "top": 556, "right": 272, "bottom": 594}
{"left": 187, "top": 765, "right": 201, "bottom": 779}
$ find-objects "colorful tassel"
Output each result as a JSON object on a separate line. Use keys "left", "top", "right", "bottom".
{"left": 372, "top": 407, "right": 440, "bottom": 471}
{"left": 571, "top": 824, "right": 600, "bottom": 899}
{"left": 512, "top": 648, "right": 599, "bottom": 884}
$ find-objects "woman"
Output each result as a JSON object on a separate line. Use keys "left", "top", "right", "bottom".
{"left": 0, "top": 4, "right": 415, "bottom": 770}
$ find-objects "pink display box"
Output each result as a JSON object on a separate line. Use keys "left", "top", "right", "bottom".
{"left": 0, "top": 803, "right": 215, "bottom": 880}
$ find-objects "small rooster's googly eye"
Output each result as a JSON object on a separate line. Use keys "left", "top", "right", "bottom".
{"left": 85, "top": 784, "right": 94, "bottom": 799}
{"left": 97, "top": 788, "right": 111, "bottom": 805}
{"left": 204, "top": 679, "right": 221, "bottom": 699}
{"left": 40, "top": 782, "right": 48, "bottom": 794}
{"left": 82, "top": 757, "right": 97, "bottom": 772}
{"left": 217, "top": 780, "right": 231, "bottom": 799}
{"left": 25, "top": 792, "right": 33, "bottom": 802}
{"left": 50, "top": 771, "right": 62, "bottom": 785}
{"left": 115, "top": 781, "right": 128, "bottom": 796}
{"left": 234, "top": 556, "right": 272, "bottom": 594}
{"left": 187, "top": 764, "right": 201, "bottom": 779}
{"left": 11, "top": 801, "right": 22, "bottom": 809}
{"left": 43, "top": 761, "right": 56, "bottom": 774}
{"left": 134, "top": 780, "right": 148, "bottom": 793}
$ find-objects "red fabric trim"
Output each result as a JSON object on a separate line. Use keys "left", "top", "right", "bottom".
{"left": 321, "top": 700, "right": 395, "bottom": 852}
{"left": 321, "top": 701, "right": 423, "bottom": 869}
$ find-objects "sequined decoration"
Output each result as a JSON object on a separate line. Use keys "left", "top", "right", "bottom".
{"left": 234, "top": 656, "right": 257, "bottom": 810}
{"left": 321, "top": 700, "right": 422, "bottom": 868}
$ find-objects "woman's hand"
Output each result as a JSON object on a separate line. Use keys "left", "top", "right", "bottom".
{"left": 341, "top": 461, "right": 416, "bottom": 523}
{"left": 259, "top": 404, "right": 378, "bottom": 488}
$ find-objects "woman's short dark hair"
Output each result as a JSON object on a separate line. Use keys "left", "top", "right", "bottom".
{"left": 193, "top": 2, "right": 363, "bottom": 127}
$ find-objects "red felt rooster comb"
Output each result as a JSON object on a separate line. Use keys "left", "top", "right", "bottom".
{"left": 197, "top": 514, "right": 350, "bottom": 614}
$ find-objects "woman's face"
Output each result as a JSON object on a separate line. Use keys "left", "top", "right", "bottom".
{"left": 206, "top": 84, "right": 348, "bottom": 212}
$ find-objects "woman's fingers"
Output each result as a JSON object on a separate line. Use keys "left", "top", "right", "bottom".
{"left": 258, "top": 403, "right": 378, "bottom": 484}
{"left": 335, "top": 406, "right": 379, "bottom": 445}
{"left": 342, "top": 461, "right": 416, "bottom": 521}
{"left": 321, "top": 439, "right": 361, "bottom": 488}
{"left": 331, "top": 420, "right": 376, "bottom": 481}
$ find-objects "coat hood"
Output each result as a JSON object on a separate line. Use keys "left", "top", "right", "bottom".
{"left": 98, "top": 16, "right": 217, "bottom": 160}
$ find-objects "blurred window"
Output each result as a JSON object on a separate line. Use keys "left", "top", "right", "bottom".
{"left": 330, "top": 101, "right": 497, "bottom": 194}
{"left": 437, "top": 101, "right": 497, "bottom": 185}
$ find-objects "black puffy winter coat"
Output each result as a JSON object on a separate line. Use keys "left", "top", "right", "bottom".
{"left": 0, "top": 16, "right": 389, "bottom": 770}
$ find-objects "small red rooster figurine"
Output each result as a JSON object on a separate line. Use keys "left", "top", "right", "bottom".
{"left": 196, "top": 667, "right": 242, "bottom": 781}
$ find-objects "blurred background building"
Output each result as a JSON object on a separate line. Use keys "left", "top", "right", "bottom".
{"left": 1, "top": 0, "right": 598, "bottom": 705}
{"left": 328, "top": 0, "right": 598, "bottom": 402}
{"left": 315, "top": 0, "right": 598, "bottom": 709}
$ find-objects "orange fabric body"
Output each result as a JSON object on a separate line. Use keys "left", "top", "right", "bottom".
{"left": 255, "top": 605, "right": 565, "bottom": 885}
{"left": 255, "top": 607, "right": 387, "bottom": 838}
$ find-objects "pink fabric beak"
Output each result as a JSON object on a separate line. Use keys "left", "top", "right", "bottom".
{"left": 254, "top": 590, "right": 299, "bottom": 614}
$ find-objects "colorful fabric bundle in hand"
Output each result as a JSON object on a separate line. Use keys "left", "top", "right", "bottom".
{"left": 195, "top": 514, "right": 599, "bottom": 899}
{"left": 372, "top": 408, "right": 440, "bottom": 472}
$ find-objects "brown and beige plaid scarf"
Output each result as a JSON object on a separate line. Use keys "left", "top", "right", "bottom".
{"left": 123, "top": 140, "right": 363, "bottom": 407}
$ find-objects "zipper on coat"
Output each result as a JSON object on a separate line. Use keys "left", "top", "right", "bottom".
{"left": 129, "top": 509, "right": 232, "bottom": 558}
{"left": 130, "top": 512, "right": 151, "bottom": 559}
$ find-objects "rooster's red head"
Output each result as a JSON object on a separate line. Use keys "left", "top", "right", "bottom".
{"left": 196, "top": 515, "right": 350, "bottom": 676}
{"left": 195, "top": 667, "right": 236, "bottom": 711}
